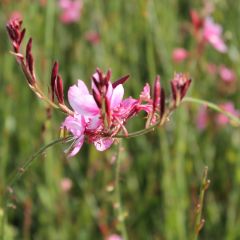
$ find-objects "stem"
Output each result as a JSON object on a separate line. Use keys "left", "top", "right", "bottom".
{"left": 115, "top": 96, "right": 240, "bottom": 139}
{"left": 184, "top": 97, "right": 240, "bottom": 126}
{"left": 115, "top": 141, "right": 128, "bottom": 240}
{"left": 192, "top": 166, "right": 210, "bottom": 240}
{"left": 0, "top": 137, "right": 71, "bottom": 240}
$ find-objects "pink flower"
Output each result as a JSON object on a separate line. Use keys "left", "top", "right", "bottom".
{"left": 172, "top": 48, "right": 188, "bottom": 63}
{"left": 62, "top": 69, "right": 142, "bottom": 156}
{"left": 206, "top": 63, "right": 217, "bottom": 76}
{"left": 216, "top": 102, "right": 239, "bottom": 125}
{"left": 106, "top": 234, "right": 122, "bottom": 240}
{"left": 59, "top": 0, "right": 83, "bottom": 24}
{"left": 196, "top": 105, "right": 208, "bottom": 130}
{"left": 203, "top": 17, "right": 227, "bottom": 53}
{"left": 219, "top": 65, "right": 236, "bottom": 83}
{"left": 60, "top": 178, "right": 73, "bottom": 192}
{"left": 85, "top": 31, "right": 100, "bottom": 45}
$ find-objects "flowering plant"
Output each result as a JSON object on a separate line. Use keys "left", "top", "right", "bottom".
{"left": 6, "top": 18, "right": 192, "bottom": 157}
{"left": 3, "top": 17, "right": 240, "bottom": 240}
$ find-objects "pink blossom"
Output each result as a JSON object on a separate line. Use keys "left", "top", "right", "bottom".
{"left": 59, "top": 0, "right": 83, "bottom": 24}
{"left": 216, "top": 102, "right": 239, "bottom": 125}
{"left": 85, "top": 31, "right": 100, "bottom": 45}
{"left": 62, "top": 69, "right": 143, "bottom": 156}
{"left": 106, "top": 234, "right": 122, "bottom": 240}
{"left": 219, "top": 65, "right": 236, "bottom": 83}
{"left": 172, "top": 48, "right": 188, "bottom": 63}
{"left": 206, "top": 63, "right": 217, "bottom": 76}
{"left": 60, "top": 178, "right": 73, "bottom": 192}
{"left": 203, "top": 17, "right": 227, "bottom": 53}
{"left": 196, "top": 105, "right": 208, "bottom": 130}
{"left": 140, "top": 83, "right": 151, "bottom": 101}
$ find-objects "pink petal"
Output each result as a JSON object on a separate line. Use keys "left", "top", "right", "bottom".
{"left": 68, "top": 81, "right": 99, "bottom": 116}
{"left": 86, "top": 116, "right": 102, "bottom": 130}
{"left": 62, "top": 115, "right": 85, "bottom": 136}
{"left": 219, "top": 65, "right": 236, "bottom": 82}
{"left": 110, "top": 84, "right": 124, "bottom": 109}
{"left": 140, "top": 83, "right": 151, "bottom": 101}
{"left": 66, "top": 136, "right": 84, "bottom": 157}
{"left": 172, "top": 48, "right": 188, "bottom": 63}
{"left": 94, "top": 138, "right": 114, "bottom": 151}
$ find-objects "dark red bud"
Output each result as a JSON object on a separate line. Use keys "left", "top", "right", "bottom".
{"left": 112, "top": 74, "right": 130, "bottom": 88}
{"left": 105, "top": 97, "right": 111, "bottom": 126}
{"left": 153, "top": 75, "right": 161, "bottom": 112}
{"left": 6, "top": 19, "right": 25, "bottom": 53}
{"left": 51, "top": 61, "right": 59, "bottom": 101}
{"left": 55, "top": 75, "right": 64, "bottom": 104}
{"left": 26, "top": 38, "right": 34, "bottom": 77}
{"left": 105, "top": 69, "right": 112, "bottom": 83}
{"left": 92, "top": 89, "right": 102, "bottom": 108}
{"left": 6, "top": 25, "right": 16, "bottom": 41}
{"left": 171, "top": 73, "right": 191, "bottom": 106}
{"left": 190, "top": 10, "right": 203, "bottom": 32}
{"left": 160, "top": 88, "right": 165, "bottom": 119}
{"left": 180, "top": 78, "right": 192, "bottom": 99}
{"left": 19, "top": 28, "right": 26, "bottom": 45}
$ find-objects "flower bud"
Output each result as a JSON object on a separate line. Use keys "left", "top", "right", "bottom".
{"left": 171, "top": 73, "right": 191, "bottom": 107}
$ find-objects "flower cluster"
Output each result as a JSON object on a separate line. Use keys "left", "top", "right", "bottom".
{"left": 6, "top": 18, "right": 191, "bottom": 157}
{"left": 190, "top": 10, "right": 227, "bottom": 53}
{"left": 61, "top": 71, "right": 191, "bottom": 156}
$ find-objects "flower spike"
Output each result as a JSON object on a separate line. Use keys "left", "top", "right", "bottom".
{"left": 171, "top": 73, "right": 192, "bottom": 107}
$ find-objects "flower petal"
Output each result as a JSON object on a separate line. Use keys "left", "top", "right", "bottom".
{"left": 62, "top": 115, "right": 85, "bottom": 136}
{"left": 66, "top": 136, "right": 84, "bottom": 157}
{"left": 94, "top": 138, "right": 114, "bottom": 151}
{"left": 68, "top": 83, "right": 99, "bottom": 116}
{"left": 110, "top": 84, "right": 124, "bottom": 109}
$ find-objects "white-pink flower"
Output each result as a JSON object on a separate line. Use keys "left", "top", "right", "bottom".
{"left": 60, "top": 178, "right": 73, "bottom": 192}
{"left": 219, "top": 65, "right": 236, "bottom": 83}
{"left": 62, "top": 69, "right": 140, "bottom": 156}
{"left": 59, "top": 0, "right": 83, "bottom": 24}
{"left": 203, "top": 17, "right": 227, "bottom": 53}
{"left": 172, "top": 48, "right": 188, "bottom": 63}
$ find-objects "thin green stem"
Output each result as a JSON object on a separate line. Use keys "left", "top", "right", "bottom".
{"left": 115, "top": 141, "right": 128, "bottom": 240}
{"left": 192, "top": 166, "right": 210, "bottom": 240}
{"left": 184, "top": 97, "right": 240, "bottom": 126}
{"left": 115, "top": 96, "right": 240, "bottom": 139}
{"left": 0, "top": 137, "right": 71, "bottom": 240}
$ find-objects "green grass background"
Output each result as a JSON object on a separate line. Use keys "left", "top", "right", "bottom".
{"left": 0, "top": 0, "right": 240, "bottom": 239}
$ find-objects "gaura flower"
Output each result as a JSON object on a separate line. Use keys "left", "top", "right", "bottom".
{"left": 6, "top": 19, "right": 192, "bottom": 157}
{"left": 62, "top": 69, "right": 142, "bottom": 156}
{"left": 61, "top": 69, "right": 190, "bottom": 157}
{"left": 59, "top": 0, "right": 83, "bottom": 24}
{"left": 219, "top": 65, "right": 236, "bottom": 83}
{"left": 172, "top": 48, "right": 188, "bottom": 63}
{"left": 203, "top": 17, "right": 227, "bottom": 53}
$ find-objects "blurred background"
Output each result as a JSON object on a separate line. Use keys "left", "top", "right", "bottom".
{"left": 0, "top": 0, "right": 240, "bottom": 239}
